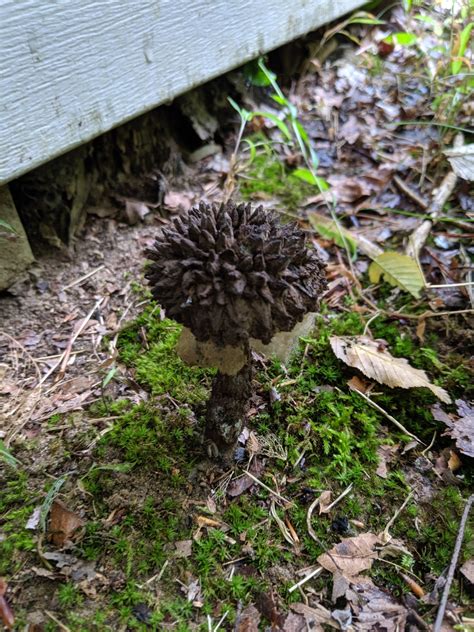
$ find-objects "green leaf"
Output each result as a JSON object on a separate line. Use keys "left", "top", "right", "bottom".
{"left": 292, "top": 168, "right": 329, "bottom": 190}
{"left": 452, "top": 22, "right": 473, "bottom": 75}
{"left": 40, "top": 476, "right": 68, "bottom": 532}
{"left": 243, "top": 60, "right": 272, "bottom": 87}
{"left": 393, "top": 32, "right": 418, "bottom": 45}
{"left": 369, "top": 252, "right": 425, "bottom": 298}
{"left": 0, "top": 219, "right": 18, "bottom": 235}
{"left": 308, "top": 212, "right": 357, "bottom": 257}
{"left": 102, "top": 366, "right": 117, "bottom": 388}
{"left": 227, "top": 97, "right": 251, "bottom": 122}
{"left": 251, "top": 111, "right": 292, "bottom": 140}
{"left": 0, "top": 439, "right": 19, "bottom": 468}
{"left": 348, "top": 16, "right": 386, "bottom": 25}
{"left": 271, "top": 94, "right": 289, "bottom": 108}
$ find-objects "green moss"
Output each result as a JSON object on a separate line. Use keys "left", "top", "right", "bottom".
{"left": 239, "top": 136, "right": 314, "bottom": 209}
{"left": 0, "top": 471, "right": 37, "bottom": 574}
{"left": 117, "top": 305, "right": 211, "bottom": 405}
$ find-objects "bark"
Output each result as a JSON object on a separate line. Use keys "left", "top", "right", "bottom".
{"left": 204, "top": 344, "right": 252, "bottom": 460}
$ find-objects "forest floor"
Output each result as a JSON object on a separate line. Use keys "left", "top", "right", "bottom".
{"left": 1, "top": 2, "right": 473, "bottom": 631}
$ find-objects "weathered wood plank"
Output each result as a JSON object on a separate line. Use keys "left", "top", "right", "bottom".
{"left": 0, "top": 0, "right": 365, "bottom": 185}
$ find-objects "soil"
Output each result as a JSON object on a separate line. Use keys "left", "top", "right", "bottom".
{"left": 1, "top": 3, "right": 473, "bottom": 631}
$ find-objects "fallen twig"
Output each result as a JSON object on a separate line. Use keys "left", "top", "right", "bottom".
{"left": 433, "top": 494, "right": 474, "bottom": 632}
{"left": 407, "top": 133, "right": 463, "bottom": 261}
{"left": 380, "top": 490, "right": 414, "bottom": 543}
{"left": 39, "top": 298, "right": 104, "bottom": 385}
{"left": 243, "top": 470, "right": 292, "bottom": 505}
{"left": 352, "top": 389, "right": 425, "bottom": 445}
{"left": 394, "top": 175, "right": 429, "bottom": 210}
{"left": 288, "top": 566, "right": 323, "bottom": 593}
{"left": 61, "top": 265, "right": 105, "bottom": 291}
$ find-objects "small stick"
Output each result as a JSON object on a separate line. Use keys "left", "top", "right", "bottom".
{"left": 407, "top": 133, "right": 463, "bottom": 261}
{"left": 324, "top": 483, "right": 353, "bottom": 513}
{"left": 307, "top": 494, "right": 342, "bottom": 571}
{"left": 61, "top": 265, "right": 105, "bottom": 291}
{"left": 243, "top": 470, "right": 292, "bottom": 505}
{"left": 381, "top": 490, "right": 414, "bottom": 542}
{"left": 44, "top": 611, "right": 71, "bottom": 632}
{"left": 39, "top": 298, "right": 103, "bottom": 385}
{"left": 393, "top": 175, "right": 429, "bottom": 210}
{"left": 353, "top": 389, "right": 425, "bottom": 445}
{"left": 428, "top": 281, "right": 474, "bottom": 288}
{"left": 433, "top": 494, "right": 474, "bottom": 632}
{"left": 288, "top": 566, "right": 323, "bottom": 593}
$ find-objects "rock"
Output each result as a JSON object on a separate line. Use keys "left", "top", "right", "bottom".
{"left": 0, "top": 185, "right": 34, "bottom": 290}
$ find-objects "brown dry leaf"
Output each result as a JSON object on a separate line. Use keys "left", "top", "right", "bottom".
{"left": 123, "top": 200, "right": 150, "bottom": 225}
{"left": 236, "top": 604, "right": 261, "bottom": 632}
{"left": 164, "top": 191, "right": 194, "bottom": 211}
{"left": 48, "top": 500, "right": 84, "bottom": 547}
{"left": 347, "top": 375, "right": 371, "bottom": 394}
{"left": 349, "top": 577, "right": 408, "bottom": 632}
{"left": 290, "top": 603, "right": 338, "bottom": 630}
{"left": 318, "top": 490, "right": 333, "bottom": 514}
{"left": 281, "top": 611, "right": 306, "bottom": 632}
{"left": 330, "top": 335, "right": 451, "bottom": 403}
{"left": 227, "top": 459, "right": 264, "bottom": 498}
{"left": 317, "top": 532, "right": 380, "bottom": 580}
{"left": 448, "top": 416, "right": 474, "bottom": 458}
{"left": 0, "top": 578, "right": 14, "bottom": 630}
{"left": 174, "top": 540, "right": 193, "bottom": 558}
{"left": 448, "top": 450, "right": 462, "bottom": 471}
{"left": 438, "top": 400, "right": 474, "bottom": 458}
{"left": 460, "top": 559, "right": 474, "bottom": 585}
{"left": 376, "top": 444, "right": 399, "bottom": 479}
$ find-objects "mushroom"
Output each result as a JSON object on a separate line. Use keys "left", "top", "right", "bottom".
{"left": 146, "top": 202, "right": 327, "bottom": 460}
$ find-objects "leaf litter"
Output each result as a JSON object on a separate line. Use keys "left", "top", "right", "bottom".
{"left": 0, "top": 2, "right": 473, "bottom": 630}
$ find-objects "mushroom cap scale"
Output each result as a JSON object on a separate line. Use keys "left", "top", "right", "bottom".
{"left": 146, "top": 202, "right": 327, "bottom": 347}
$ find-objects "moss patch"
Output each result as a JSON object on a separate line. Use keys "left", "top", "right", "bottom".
{"left": 2, "top": 307, "right": 473, "bottom": 630}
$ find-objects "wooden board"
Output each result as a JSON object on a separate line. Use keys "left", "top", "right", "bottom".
{"left": 0, "top": 0, "right": 365, "bottom": 185}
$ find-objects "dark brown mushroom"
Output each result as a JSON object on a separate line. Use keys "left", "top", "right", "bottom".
{"left": 146, "top": 202, "right": 327, "bottom": 460}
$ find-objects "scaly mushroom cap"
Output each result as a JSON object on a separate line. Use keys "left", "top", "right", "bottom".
{"left": 146, "top": 202, "right": 327, "bottom": 347}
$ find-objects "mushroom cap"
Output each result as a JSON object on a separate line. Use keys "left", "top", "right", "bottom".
{"left": 146, "top": 202, "right": 327, "bottom": 347}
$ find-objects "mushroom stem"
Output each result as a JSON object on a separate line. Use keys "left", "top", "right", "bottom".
{"left": 204, "top": 342, "right": 252, "bottom": 460}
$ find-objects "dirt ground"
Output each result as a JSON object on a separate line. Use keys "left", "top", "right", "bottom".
{"left": 1, "top": 3, "right": 473, "bottom": 631}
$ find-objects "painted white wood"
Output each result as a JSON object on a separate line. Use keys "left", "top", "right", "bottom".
{"left": 0, "top": 0, "right": 365, "bottom": 184}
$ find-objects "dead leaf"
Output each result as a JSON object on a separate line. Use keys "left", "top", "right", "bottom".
{"left": 0, "top": 578, "right": 14, "bottom": 630}
{"left": 318, "top": 490, "right": 333, "bottom": 514}
{"left": 446, "top": 415, "right": 474, "bottom": 458}
{"left": 317, "top": 532, "right": 380, "bottom": 580}
{"left": 376, "top": 445, "right": 399, "bottom": 479}
{"left": 339, "top": 114, "right": 361, "bottom": 145}
{"left": 330, "top": 335, "right": 451, "bottom": 403}
{"left": 164, "top": 190, "right": 193, "bottom": 211}
{"left": 290, "top": 603, "right": 337, "bottom": 630}
{"left": 174, "top": 540, "right": 193, "bottom": 558}
{"left": 43, "top": 551, "right": 96, "bottom": 581}
{"left": 347, "top": 375, "right": 371, "bottom": 394}
{"left": 281, "top": 611, "right": 306, "bottom": 631}
{"left": 25, "top": 507, "right": 41, "bottom": 530}
{"left": 460, "top": 559, "right": 474, "bottom": 585}
{"left": 236, "top": 604, "right": 261, "bottom": 632}
{"left": 48, "top": 500, "right": 84, "bottom": 547}
{"left": 448, "top": 450, "right": 462, "bottom": 471}
{"left": 444, "top": 143, "right": 474, "bottom": 181}
{"left": 123, "top": 200, "right": 150, "bottom": 225}
{"left": 227, "top": 459, "right": 264, "bottom": 497}
{"left": 438, "top": 400, "right": 474, "bottom": 457}
{"left": 349, "top": 578, "right": 408, "bottom": 631}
